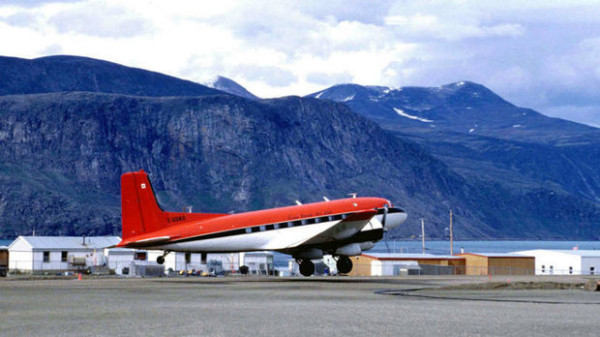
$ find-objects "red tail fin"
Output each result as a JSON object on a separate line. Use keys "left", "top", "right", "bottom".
{"left": 121, "top": 170, "right": 168, "bottom": 240}
{"left": 120, "top": 170, "right": 228, "bottom": 241}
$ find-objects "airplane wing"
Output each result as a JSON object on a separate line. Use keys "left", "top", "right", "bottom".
{"left": 260, "top": 209, "right": 377, "bottom": 250}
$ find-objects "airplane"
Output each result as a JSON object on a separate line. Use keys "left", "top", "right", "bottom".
{"left": 116, "top": 170, "right": 407, "bottom": 276}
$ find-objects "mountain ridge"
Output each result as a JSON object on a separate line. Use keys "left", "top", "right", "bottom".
{"left": 0, "top": 55, "right": 598, "bottom": 240}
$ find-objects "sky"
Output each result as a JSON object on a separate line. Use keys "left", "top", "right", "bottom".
{"left": 1, "top": 0, "right": 599, "bottom": 126}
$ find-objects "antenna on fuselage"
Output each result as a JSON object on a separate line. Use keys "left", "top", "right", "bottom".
{"left": 295, "top": 200, "right": 303, "bottom": 206}
{"left": 323, "top": 197, "right": 330, "bottom": 202}
{"left": 347, "top": 193, "right": 357, "bottom": 199}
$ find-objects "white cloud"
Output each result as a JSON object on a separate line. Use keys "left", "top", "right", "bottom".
{"left": 0, "top": 0, "right": 599, "bottom": 126}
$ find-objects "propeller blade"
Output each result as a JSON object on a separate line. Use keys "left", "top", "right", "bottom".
{"left": 381, "top": 205, "right": 388, "bottom": 229}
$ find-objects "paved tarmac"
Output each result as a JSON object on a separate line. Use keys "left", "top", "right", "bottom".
{"left": 1, "top": 275, "right": 599, "bottom": 337}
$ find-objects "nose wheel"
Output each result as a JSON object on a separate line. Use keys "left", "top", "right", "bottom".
{"left": 156, "top": 251, "right": 171, "bottom": 265}
{"left": 299, "top": 259, "right": 315, "bottom": 277}
{"left": 336, "top": 256, "right": 353, "bottom": 274}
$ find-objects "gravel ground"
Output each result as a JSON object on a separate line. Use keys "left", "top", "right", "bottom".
{"left": 1, "top": 275, "right": 599, "bottom": 337}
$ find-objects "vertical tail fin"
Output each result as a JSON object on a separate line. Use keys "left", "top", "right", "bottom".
{"left": 121, "top": 170, "right": 167, "bottom": 240}
{"left": 120, "top": 170, "right": 229, "bottom": 242}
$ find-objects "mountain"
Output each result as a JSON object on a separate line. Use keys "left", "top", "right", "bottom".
{"left": 0, "top": 55, "right": 224, "bottom": 97}
{"left": 309, "top": 81, "right": 600, "bottom": 237}
{"left": 0, "top": 56, "right": 598, "bottom": 240}
{"left": 310, "top": 81, "right": 599, "bottom": 145}
{"left": 205, "top": 76, "right": 259, "bottom": 100}
{"left": 0, "top": 91, "right": 494, "bottom": 239}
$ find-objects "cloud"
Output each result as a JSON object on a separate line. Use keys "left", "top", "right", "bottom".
{"left": 48, "top": 2, "right": 153, "bottom": 38}
{"left": 306, "top": 72, "right": 353, "bottom": 85}
{"left": 1, "top": 0, "right": 599, "bottom": 126}
{"left": 2, "top": 11, "right": 38, "bottom": 27}
{"left": 0, "top": 0, "right": 82, "bottom": 8}
{"left": 233, "top": 65, "right": 297, "bottom": 87}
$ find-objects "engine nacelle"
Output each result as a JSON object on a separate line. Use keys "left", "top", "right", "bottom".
{"left": 335, "top": 243, "right": 362, "bottom": 256}
{"left": 296, "top": 248, "right": 324, "bottom": 260}
{"left": 360, "top": 241, "right": 376, "bottom": 251}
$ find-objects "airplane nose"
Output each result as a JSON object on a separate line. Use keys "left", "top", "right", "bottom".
{"left": 386, "top": 210, "right": 408, "bottom": 229}
{"left": 376, "top": 207, "right": 407, "bottom": 229}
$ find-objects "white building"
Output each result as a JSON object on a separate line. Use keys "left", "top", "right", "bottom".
{"left": 516, "top": 250, "right": 600, "bottom": 275}
{"left": 9, "top": 236, "right": 120, "bottom": 274}
{"left": 146, "top": 251, "right": 274, "bottom": 275}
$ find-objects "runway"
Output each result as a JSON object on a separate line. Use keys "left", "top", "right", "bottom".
{"left": 1, "top": 276, "right": 599, "bottom": 337}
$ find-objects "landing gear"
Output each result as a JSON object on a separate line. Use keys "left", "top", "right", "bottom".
{"left": 156, "top": 251, "right": 170, "bottom": 265}
{"left": 299, "top": 260, "right": 315, "bottom": 277}
{"left": 336, "top": 256, "right": 353, "bottom": 274}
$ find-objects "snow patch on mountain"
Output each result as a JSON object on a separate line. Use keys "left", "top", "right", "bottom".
{"left": 394, "top": 108, "right": 433, "bottom": 123}
{"left": 342, "top": 94, "right": 355, "bottom": 102}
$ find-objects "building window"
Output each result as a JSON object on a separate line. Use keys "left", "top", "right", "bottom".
{"left": 134, "top": 252, "right": 147, "bottom": 261}
{"left": 569, "top": 266, "right": 573, "bottom": 275}
{"left": 43, "top": 251, "right": 50, "bottom": 263}
{"left": 541, "top": 265, "right": 545, "bottom": 273}
{"left": 185, "top": 253, "right": 191, "bottom": 264}
{"left": 591, "top": 267, "right": 595, "bottom": 275}
{"left": 61, "top": 251, "right": 68, "bottom": 262}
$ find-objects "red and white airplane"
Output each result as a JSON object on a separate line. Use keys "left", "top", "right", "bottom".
{"left": 116, "top": 170, "right": 407, "bottom": 276}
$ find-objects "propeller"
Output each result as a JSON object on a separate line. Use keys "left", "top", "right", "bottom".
{"left": 381, "top": 204, "right": 388, "bottom": 229}
{"left": 381, "top": 205, "right": 391, "bottom": 253}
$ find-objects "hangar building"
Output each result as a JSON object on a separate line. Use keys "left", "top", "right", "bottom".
{"left": 457, "top": 253, "right": 535, "bottom": 275}
{"left": 8, "top": 236, "right": 120, "bottom": 274}
{"left": 515, "top": 250, "right": 600, "bottom": 275}
{"left": 347, "top": 253, "right": 466, "bottom": 276}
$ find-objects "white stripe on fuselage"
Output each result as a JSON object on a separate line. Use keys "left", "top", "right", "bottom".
{"left": 152, "top": 218, "right": 383, "bottom": 253}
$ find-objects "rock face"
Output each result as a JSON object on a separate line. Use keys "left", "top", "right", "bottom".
{"left": 310, "top": 82, "right": 600, "bottom": 239}
{"left": 0, "top": 91, "right": 480, "bottom": 238}
{"left": 0, "top": 56, "right": 598, "bottom": 240}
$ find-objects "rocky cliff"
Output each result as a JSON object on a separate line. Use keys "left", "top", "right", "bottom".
{"left": 0, "top": 56, "right": 598, "bottom": 240}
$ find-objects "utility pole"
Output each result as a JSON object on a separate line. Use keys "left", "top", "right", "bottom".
{"left": 421, "top": 218, "right": 425, "bottom": 255}
{"left": 450, "top": 209, "right": 454, "bottom": 256}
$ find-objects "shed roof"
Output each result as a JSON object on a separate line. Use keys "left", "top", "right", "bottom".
{"left": 515, "top": 249, "right": 600, "bottom": 257}
{"left": 362, "top": 253, "right": 464, "bottom": 260}
{"left": 9, "top": 236, "right": 121, "bottom": 250}
{"left": 459, "top": 252, "right": 534, "bottom": 258}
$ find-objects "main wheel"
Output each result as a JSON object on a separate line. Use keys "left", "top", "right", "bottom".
{"left": 299, "top": 260, "right": 315, "bottom": 277}
{"left": 336, "top": 256, "right": 353, "bottom": 274}
{"left": 157, "top": 255, "right": 165, "bottom": 265}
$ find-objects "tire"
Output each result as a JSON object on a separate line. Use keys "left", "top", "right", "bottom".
{"left": 299, "top": 260, "right": 315, "bottom": 277}
{"left": 336, "top": 256, "right": 353, "bottom": 274}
